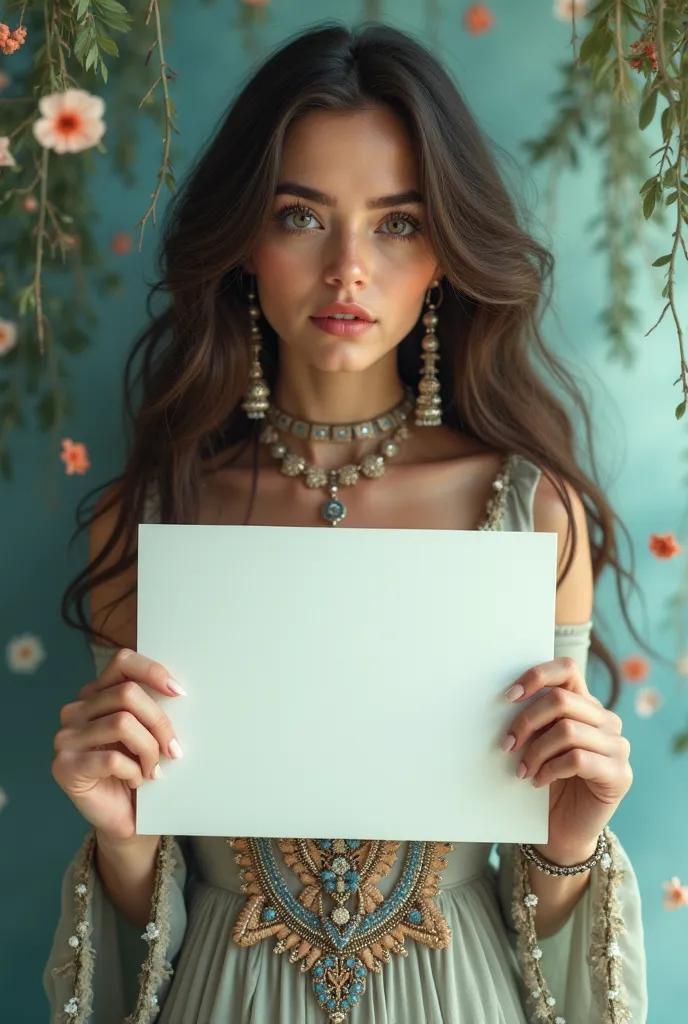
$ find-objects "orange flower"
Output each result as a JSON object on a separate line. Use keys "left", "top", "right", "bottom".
{"left": 648, "top": 533, "right": 681, "bottom": 559}
{"left": 23, "top": 196, "right": 38, "bottom": 212}
{"left": 110, "top": 231, "right": 133, "bottom": 255}
{"left": 663, "top": 877, "right": 688, "bottom": 910}
{"left": 620, "top": 655, "right": 650, "bottom": 683}
{"left": 60, "top": 438, "right": 90, "bottom": 476}
{"left": 464, "top": 3, "right": 495, "bottom": 34}
{"left": 0, "top": 23, "right": 27, "bottom": 56}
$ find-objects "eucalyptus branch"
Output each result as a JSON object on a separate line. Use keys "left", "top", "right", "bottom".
{"left": 135, "top": 0, "right": 178, "bottom": 250}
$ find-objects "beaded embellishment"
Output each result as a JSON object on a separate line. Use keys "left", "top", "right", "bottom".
{"left": 229, "top": 837, "right": 453, "bottom": 1022}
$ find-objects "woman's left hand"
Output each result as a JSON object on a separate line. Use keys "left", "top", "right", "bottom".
{"left": 502, "top": 656, "right": 633, "bottom": 859}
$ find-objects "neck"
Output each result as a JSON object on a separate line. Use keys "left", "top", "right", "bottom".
{"left": 270, "top": 355, "right": 408, "bottom": 468}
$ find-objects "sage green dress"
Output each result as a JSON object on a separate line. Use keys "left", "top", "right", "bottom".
{"left": 44, "top": 454, "right": 647, "bottom": 1024}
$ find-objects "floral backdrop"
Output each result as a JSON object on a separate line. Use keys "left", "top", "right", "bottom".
{"left": 1, "top": 1, "right": 687, "bottom": 1020}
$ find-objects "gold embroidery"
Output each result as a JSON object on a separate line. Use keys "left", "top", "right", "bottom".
{"left": 229, "top": 837, "right": 453, "bottom": 1022}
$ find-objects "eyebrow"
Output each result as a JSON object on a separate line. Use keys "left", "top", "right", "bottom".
{"left": 274, "top": 182, "right": 424, "bottom": 210}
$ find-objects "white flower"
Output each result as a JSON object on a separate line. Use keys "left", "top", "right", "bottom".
{"left": 68, "top": 935, "right": 79, "bottom": 948}
{"left": 75, "top": 883, "right": 88, "bottom": 896}
{"left": 555, "top": 1018, "right": 566, "bottom": 1024}
{"left": 76, "top": 922, "right": 88, "bottom": 936}
{"left": 6, "top": 633, "right": 46, "bottom": 673}
{"left": 532, "top": 947, "right": 543, "bottom": 960}
{"left": 546, "top": 996, "right": 556, "bottom": 1006}
{"left": 0, "top": 318, "right": 17, "bottom": 357}
{"left": 635, "top": 686, "right": 663, "bottom": 718}
{"left": 531, "top": 988, "right": 541, "bottom": 999}
{"left": 142, "top": 922, "right": 160, "bottom": 942}
{"left": 33, "top": 89, "right": 106, "bottom": 155}
{"left": 0, "top": 137, "right": 17, "bottom": 167}
{"left": 601, "top": 852, "right": 612, "bottom": 870}
{"left": 554, "top": 0, "right": 587, "bottom": 19}
{"left": 63, "top": 997, "right": 79, "bottom": 1016}
{"left": 607, "top": 941, "right": 622, "bottom": 958}
{"left": 608, "top": 990, "right": 619, "bottom": 1000}
{"left": 523, "top": 893, "right": 539, "bottom": 908}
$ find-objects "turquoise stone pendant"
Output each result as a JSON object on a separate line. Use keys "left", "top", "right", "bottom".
{"left": 321, "top": 498, "right": 346, "bottom": 526}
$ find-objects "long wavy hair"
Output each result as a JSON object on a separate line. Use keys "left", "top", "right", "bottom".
{"left": 62, "top": 21, "right": 652, "bottom": 707}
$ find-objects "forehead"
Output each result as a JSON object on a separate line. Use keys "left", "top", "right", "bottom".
{"left": 278, "top": 107, "right": 420, "bottom": 196}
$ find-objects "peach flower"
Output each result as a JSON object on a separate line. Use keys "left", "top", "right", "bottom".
{"left": 620, "top": 655, "right": 650, "bottom": 683}
{"left": 0, "top": 136, "right": 17, "bottom": 167}
{"left": 241, "top": 0, "right": 270, "bottom": 4}
{"left": 663, "top": 877, "right": 688, "bottom": 910}
{"left": 649, "top": 533, "right": 681, "bottom": 559}
{"left": 6, "top": 633, "right": 46, "bottom": 673}
{"left": 554, "top": 0, "right": 587, "bottom": 19}
{"left": 464, "top": 4, "right": 495, "bottom": 35}
{"left": 110, "top": 231, "right": 133, "bottom": 255}
{"left": 23, "top": 196, "right": 38, "bottom": 212}
{"left": 0, "top": 318, "right": 17, "bottom": 356}
{"left": 0, "top": 72, "right": 11, "bottom": 91}
{"left": 33, "top": 89, "right": 106, "bottom": 155}
{"left": 60, "top": 438, "right": 91, "bottom": 475}
{"left": 634, "top": 687, "right": 663, "bottom": 718}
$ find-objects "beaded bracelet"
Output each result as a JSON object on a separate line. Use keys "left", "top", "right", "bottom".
{"left": 519, "top": 830, "right": 609, "bottom": 877}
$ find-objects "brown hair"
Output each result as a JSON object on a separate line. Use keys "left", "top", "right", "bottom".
{"left": 62, "top": 20, "right": 652, "bottom": 706}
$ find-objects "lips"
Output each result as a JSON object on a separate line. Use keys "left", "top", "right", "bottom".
{"left": 311, "top": 302, "right": 375, "bottom": 323}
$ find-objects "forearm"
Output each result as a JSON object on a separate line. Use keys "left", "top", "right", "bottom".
{"left": 95, "top": 830, "right": 161, "bottom": 929}
{"left": 528, "top": 837, "right": 598, "bottom": 939}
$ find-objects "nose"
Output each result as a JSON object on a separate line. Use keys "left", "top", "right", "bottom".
{"left": 322, "top": 228, "right": 369, "bottom": 291}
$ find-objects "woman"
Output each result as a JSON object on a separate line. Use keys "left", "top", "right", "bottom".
{"left": 45, "top": 21, "right": 647, "bottom": 1024}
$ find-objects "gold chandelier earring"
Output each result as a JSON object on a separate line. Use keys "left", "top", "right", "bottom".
{"left": 414, "top": 278, "right": 443, "bottom": 427}
{"left": 241, "top": 279, "right": 270, "bottom": 420}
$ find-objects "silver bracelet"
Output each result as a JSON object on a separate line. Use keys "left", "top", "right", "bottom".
{"left": 518, "top": 830, "right": 608, "bottom": 877}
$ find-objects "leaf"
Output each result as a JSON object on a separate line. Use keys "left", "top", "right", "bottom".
{"left": 75, "top": 0, "right": 90, "bottom": 20}
{"left": 96, "top": 35, "right": 119, "bottom": 57}
{"left": 640, "top": 176, "right": 657, "bottom": 195}
{"left": 164, "top": 172, "right": 176, "bottom": 194}
{"left": 58, "top": 329, "right": 91, "bottom": 355}
{"left": 0, "top": 448, "right": 12, "bottom": 481}
{"left": 676, "top": 401, "right": 687, "bottom": 421}
{"left": 672, "top": 731, "right": 688, "bottom": 754}
{"left": 35, "top": 392, "right": 58, "bottom": 432}
{"left": 666, "top": 191, "right": 678, "bottom": 206}
{"left": 639, "top": 89, "right": 658, "bottom": 131}
{"left": 85, "top": 43, "right": 99, "bottom": 71}
{"left": 652, "top": 255, "right": 672, "bottom": 267}
{"left": 643, "top": 184, "right": 658, "bottom": 220}
{"left": 661, "top": 104, "right": 675, "bottom": 143}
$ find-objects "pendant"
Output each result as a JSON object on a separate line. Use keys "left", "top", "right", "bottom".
{"left": 321, "top": 498, "right": 346, "bottom": 526}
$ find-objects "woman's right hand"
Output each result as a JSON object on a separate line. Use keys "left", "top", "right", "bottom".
{"left": 52, "top": 649, "right": 186, "bottom": 842}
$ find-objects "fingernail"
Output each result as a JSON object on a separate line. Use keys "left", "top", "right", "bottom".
{"left": 500, "top": 733, "right": 516, "bottom": 752}
{"left": 168, "top": 738, "right": 184, "bottom": 759}
{"left": 152, "top": 764, "right": 164, "bottom": 781}
{"left": 166, "top": 678, "right": 187, "bottom": 697}
{"left": 505, "top": 683, "right": 525, "bottom": 702}
{"left": 515, "top": 762, "right": 527, "bottom": 780}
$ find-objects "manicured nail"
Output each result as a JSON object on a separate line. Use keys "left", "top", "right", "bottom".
{"left": 166, "top": 678, "right": 187, "bottom": 697}
{"left": 515, "top": 762, "right": 527, "bottom": 780}
{"left": 505, "top": 683, "right": 525, "bottom": 702}
{"left": 152, "top": 764, "right": 164, "bottom": 781}
{"left": 500, "top": 733, "right": 516, "bottom": 752}
{"left": 168, "top": 738, "right": 184, "bottom": 759}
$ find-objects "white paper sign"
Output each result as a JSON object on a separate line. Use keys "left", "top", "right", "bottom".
{"left": 136, "top": 525, "right": 556, "bottom": 843}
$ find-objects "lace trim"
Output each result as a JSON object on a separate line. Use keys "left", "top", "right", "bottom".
{"left": 54, "top": 832, "right": 177, "bottom": 1024}
{"left": 512, "top": 826, "right": 631, "bottom": 1023}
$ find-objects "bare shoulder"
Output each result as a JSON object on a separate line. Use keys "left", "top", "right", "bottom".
{"left": 89, "top": 482, "right": 137, "bottom": 650}
{"left": 532, "top": 469, "right": 593, "bottom": 624}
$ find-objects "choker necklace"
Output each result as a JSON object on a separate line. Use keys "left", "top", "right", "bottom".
{"left": 266, "top": 388, "right": 414, "bottom": 443}
{"left": 258, "top": 404, "right": 413, "bottom": 527}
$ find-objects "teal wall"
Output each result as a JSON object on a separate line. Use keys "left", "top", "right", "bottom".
{"left": 1, "top": 2, "right": 686, "bottom": 1019}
